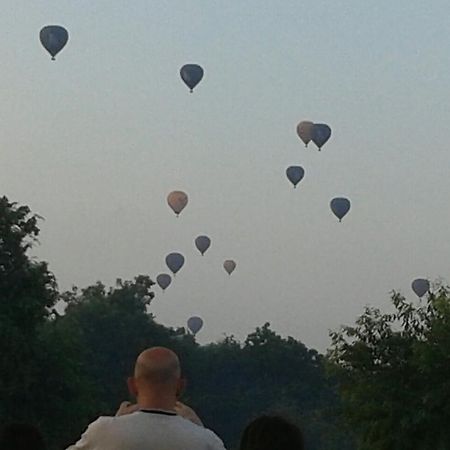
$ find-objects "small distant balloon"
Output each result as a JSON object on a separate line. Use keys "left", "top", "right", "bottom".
{"left": 166, "top": 253, "right": 185, "bottom": 275}
{"left": 223, "top": 260, "right": 236, "bottom": 275}
{"left": 195, "top": 235, "right": 211, "bottom": 255}
{"left": 156, "top": 274, "right": 172, "bottom": 291}
{"left": 286, "top": 166, "right": 305, "bottom": 188}
{"left": 187, "top": 316, "right": 203, "bottom": 335}
{"left": 167, "top": 191, "right": 188, "bottom": 217}
{"left": 297, "top": 121, "right": 314, "bottom": 147}
{"left": 311, "top": 124, "right": 332, "bottom": 150}
{"left": 40, "top": 25, "right": 69, "bottom": 60}
{"left": 411, "top": 278, "right": 430, "bottom": 298}
{"left": 330, "top": 197, "right": 351, "bottom": 222}
{"left": 180, "top": 64, "right": 204, "bottom": 92}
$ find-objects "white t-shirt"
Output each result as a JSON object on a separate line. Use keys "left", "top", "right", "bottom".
{"left": 66, "top": 410, "right": 226, "bottom": 450}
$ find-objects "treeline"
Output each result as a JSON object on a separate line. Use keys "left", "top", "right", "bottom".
{"left": 1, "top": 196, "right": 449, "bottom": 450}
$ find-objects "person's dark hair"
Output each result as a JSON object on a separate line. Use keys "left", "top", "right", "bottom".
{"left": 239, "top": 415, "right": 305, "bottom": 450}
{"left": 0, "top": 423, "right": 46, "bottom": 450}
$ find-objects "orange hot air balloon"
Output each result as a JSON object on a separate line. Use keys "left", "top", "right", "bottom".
{"left": 296, "top": 121, "right": 314, "bottom": 147}
{"left": 167, "top": 191, "right": 188, "bottom": 216}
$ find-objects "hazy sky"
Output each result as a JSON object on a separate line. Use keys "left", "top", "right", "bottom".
{"left": 1, "top": 1, "right": 450, "bottom": 351}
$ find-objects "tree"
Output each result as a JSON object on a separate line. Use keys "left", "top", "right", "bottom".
{"left": 0, "top": 196, "right": 58, "bottom": 422}
{"left": 0, "top": 196, "right": 57, "bottom": 329}
{"left": 0, "top": 197, "right": 101, "bottom": 450}
{"left": 188, "top": 323, "right": 354, "bottom": 450}
{"left": 328, "top": 287, "right": 450, "bottom": 450}
{"left": 59, "top": 277, "right": 159, "bottom": 411}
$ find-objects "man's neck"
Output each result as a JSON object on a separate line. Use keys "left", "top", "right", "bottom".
{"left": 137, "top": 392, "right": 177, "bottom": 412}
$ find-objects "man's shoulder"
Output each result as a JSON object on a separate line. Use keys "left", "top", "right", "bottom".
{"left": 87, "top": 415, "right": 116, "bottom": 428}
{"left": 64, "top": 416, "right": 116, "bottom": 449}
{"left": 201, "top": 428, "right": 226, "bottom": 450}
{"left": 175, "top": 417, "right": 226, "bottom": 449}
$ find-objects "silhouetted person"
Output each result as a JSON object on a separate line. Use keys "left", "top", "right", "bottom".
{"left": 0, "top": 423, "right": 46, "bottom": 450}
{"left": 239, "top": 416, "right": 305, "bottom": 450}
{"left": 66, "top": 346, "right": 226, "bottom": 450}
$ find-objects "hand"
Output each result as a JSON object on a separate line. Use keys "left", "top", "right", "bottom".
{"left": 115, "top": 401, "right": 139, "bottom": 416}
{"left": 175, "top": 401, "right": 203, "bottom": 426}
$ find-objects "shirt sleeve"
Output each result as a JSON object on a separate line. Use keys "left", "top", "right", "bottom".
{"left": 207, "top": 430, "right": 227, "bottom": 450}
{"left": 65, "top": 417, "right": 112, "bottom": 450}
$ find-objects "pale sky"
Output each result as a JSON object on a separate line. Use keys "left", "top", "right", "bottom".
{"left": 1, "top": 1, "right": 450, "bottom": 351}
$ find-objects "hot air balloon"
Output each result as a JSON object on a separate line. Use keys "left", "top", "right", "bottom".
{"left": 167, "top": 191, "right": 188, "bottom": 217}
{"left": 166, "top": 253, "right": 185, "bottom": 275}
{"left": 286, "top": 166, "right": 305, "bottom": 188}
{"left": 40, "top": 25, "right": 69, "bottom": 60}
{"left": 187, "top": 316, "right": 203, "bottom": 335}
{"left": 297, "top": 121, "right": 314, "bottom": 147}
{"left": 412, "top": 278, "right": 430, "bottom": 298}
{"left": 224, "top": 260, "right": 236, "bottom": 275}
{"left": 311, "top": 123, "right": 332, "bottom": 150}
{"left": 180, "top": 64, "right": 204, "bottom": 92}
{"left": 156, "top": 273, "right": 172, "bottom": 291}
{"left": 195, "top": 235, "right": 211, "bottom": 255}
{"left": 330, "top": 197, "right": 351, "bottom": 222}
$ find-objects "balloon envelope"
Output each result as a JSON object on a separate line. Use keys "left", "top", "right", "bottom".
{"left": 195, "top": 235, "right": 211, "bottom": 255}
{"left": 187, "top": 316, "right": 203, "bottom": 335}
{"left": 180, "top": 64, "right": 204, "bottom": 92}
{"left": 223, "top": 260, "right": 236, "bottom": 275}
{"left": 166, "top": 253, "right": 185, "bottom": 275}
{"left": 330, "top": 197, "right": 351, "bottom": 222}
{"left": 40, "top": 25, "right": 69, "bottom": 60}
{"left": 167, "top": 191, "right": 188, "bottom": 216}
{"left": 297, "top": 121, "right": 314, "bottom": 147}
{"left": 286, "top": 166, "right": 305, "bottom": 188}
{"left": 311, "top": 123, "right": 332, "bottom": 150}
{"left": 412, "top": 278, "right": 430, "bottom": 298}
{"left": 156, "top": 274, "right": 172, "bottom": 291}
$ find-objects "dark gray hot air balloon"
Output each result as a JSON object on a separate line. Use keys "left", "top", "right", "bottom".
{"left": 311, "top": 123, "right": 332, "bottom": 150}
{"left": 40, "top": 25, "right": 69, "bottom": 60}
{"left": 411, "top": 278, "right": 430, "bottom": 298}
{"left": 330, "top": 197, "right": 351, "bottom": 222}
{"left": 187, "top": 316, "right": 204, "bottom": 335}
{"left": 223, "top": 260, "right": 236, "bottom": 275}
{"left": 156, "top": 273, "right": 172, "bottom": 291}
{"left": 180, "top": 64, "right": 204, "bottom": 92}
{"left": 166, "top": 252, "right": 185, "bottom": 275}
{"left": 195, "top": 235, "right": 211, "bottom": 255}
{"left": 286, "top": 166, "right": 305, "bottom": 188}
{"left": 296, "top": 121, "right": 314, "bottom": 147}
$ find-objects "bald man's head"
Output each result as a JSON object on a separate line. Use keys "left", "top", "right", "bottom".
{"left": 134, "top": 347, "right": 181, "bottom": 386}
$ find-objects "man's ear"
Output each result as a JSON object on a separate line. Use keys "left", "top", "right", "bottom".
{"left": 176, "top": 377, "right": 187, "bottom": 398}
{"left": 127, "top": 377, "right": 138, "bottom": 398}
